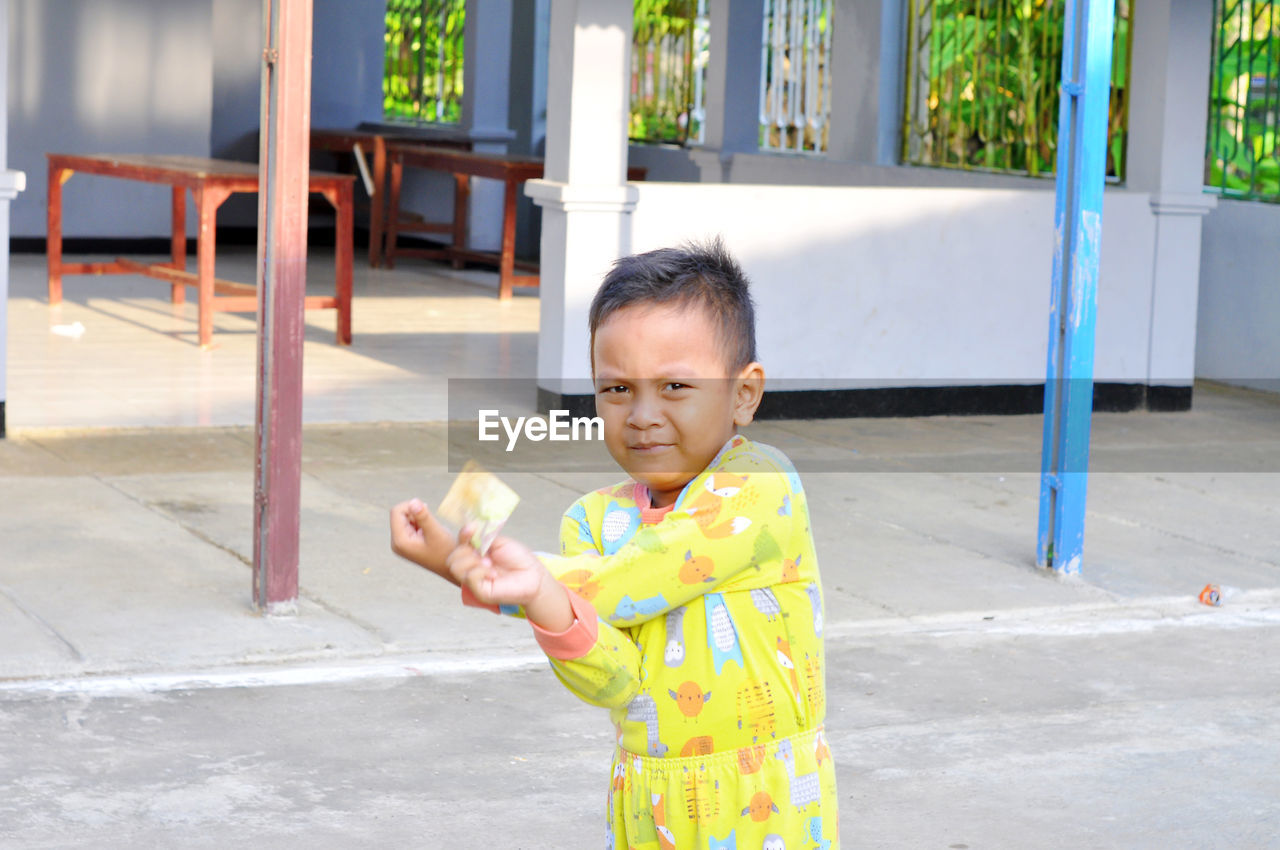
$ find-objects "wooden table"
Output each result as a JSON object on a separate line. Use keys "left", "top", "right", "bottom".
{"left": 383, "top": 143, "right": 646, "bottom": 300}
{"left": 46, "top": 153, "right": 355, "bottom": 349}
{"left": 309, "top": 128, "right": 470, "bottom": 268}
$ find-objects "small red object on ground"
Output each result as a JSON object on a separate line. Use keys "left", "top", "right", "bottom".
{"left": 1199, "top": 584, "right": 1222, "bottom": 606}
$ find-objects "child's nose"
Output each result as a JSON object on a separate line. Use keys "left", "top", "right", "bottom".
{"left": 626, "top": 396, "right": 664, "bottom": 428}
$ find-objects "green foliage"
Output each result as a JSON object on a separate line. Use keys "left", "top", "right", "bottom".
{"left": 383, "top": 0, "right": 465, "bottom": 124}
{"left": 630, "top": 0, "right": 705, "bottom": 145}
{"left": 1205, "top": 0, "right": 1280, "bottom": 202}
{"left": 904, "top": 0, "right": 1130, "bottom": 180}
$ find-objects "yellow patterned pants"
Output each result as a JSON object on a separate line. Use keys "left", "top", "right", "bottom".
{"left": 607, "top": 726, "right": 839, "bottom": 849}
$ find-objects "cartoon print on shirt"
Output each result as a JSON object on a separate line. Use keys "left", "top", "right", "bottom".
{"left": 814, "top": 729, "right": 832, "bottom": 766}
{"left": 558, "top": 568, "right": 601, "bottom": 601}
{"left": 600, "top": 500, "right": 641, "bottom": 554}
{"left": 683, "top": 769, "right": 721, "bottom": 825}
{"left": 776, "top": 636, "right": 800, "bottom": 697}
{"left": 626, "top": 693, "right": 668, "bottom": 757}
{"left": 750, "top": 587, "right": 782, "bottom": 620}
{"left": 805, "top": 582, "right": 824, "bottom": 636}
{"left": 613, "top": 592, "right": 668, "bottom": 621}
{"left": 564, "top": 501, "right": 595, "bottom": 547}
{"left": 668, "top": 681, "right": 712, "bottom": 718}
{"left": 736, "top": 679, "right": 777, "bottom": 743}
{"left": 680, "top": 735, "right": 715, "bottom": 757}
{"left": 807, "top": 816, "right": 832, "bottom": 850}
{"left": 741, "top": 791, "right": 780, "bottom": 823}
{"left": 737, "top": 743, "right": 767, "bottom": 775}
{"left": 680, "top": 549, "right": 716, "bottom": 584}
{"left": 775, "top": 739, "right": 821, "bottom": 811}
{"left": 684, "top": 473, "right": 753, "bottom": 539}
{"left": 780, "top": 554, "right": 801, "bottom": 583}
{"left": 651, "top": 793, "right": 677, "bottom": 850}
{"left": 704, "top": 592, "right": 744, "bottom": 675}
{"left": 663, "top": 607, "right": 687, "bottom": 667}
{"left": 804, "top": 653, "right": 825, "bottom": 720}
{"left": 707, "top": 829, "right": 738, "bottom": 850}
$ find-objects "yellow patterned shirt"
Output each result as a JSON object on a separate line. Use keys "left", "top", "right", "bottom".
{"left": 534, "top": 434, "right": 827, "bottom": 760}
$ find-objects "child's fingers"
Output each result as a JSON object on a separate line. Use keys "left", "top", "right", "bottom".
{"left": 389, "top": 501, "right": 427, "bottom": 556}
{"left": 457, "top": 522, "right": 479, "bottom": 546}
{"left": 445, "top": 542, "right": 489, "bottom": 586}
{"left": 411, "top": 499, "right": 445, "bottom": 531}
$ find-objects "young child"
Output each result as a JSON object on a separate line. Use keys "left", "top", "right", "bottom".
{"left": 390, "top": 240, "right": 838, "bottom": 848}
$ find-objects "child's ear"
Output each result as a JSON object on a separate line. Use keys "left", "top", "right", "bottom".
{"left": 732, "top": 362, "right": 766, "bottom": 426}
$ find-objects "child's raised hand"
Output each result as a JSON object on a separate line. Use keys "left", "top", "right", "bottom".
{"left": 389, "top": 499, "right": 457, "bottom": 582}
{"left": 446, "top": 528, "right": 574, "bottom": 632}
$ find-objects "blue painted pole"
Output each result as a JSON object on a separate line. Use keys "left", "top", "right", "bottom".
{"left": 1037, "top": 0, "right": 1116, "bottom": 575}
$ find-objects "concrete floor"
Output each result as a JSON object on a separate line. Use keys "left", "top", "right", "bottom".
{"left": 5, "top": 249, "right": 540, "bottom": 429}
{"left": 3, "top": 251, "right": 1280, "bottom": 847}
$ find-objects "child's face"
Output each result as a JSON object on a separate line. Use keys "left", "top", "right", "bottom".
{"left": 592, "top": 302, "right": 763, "bottom": 508}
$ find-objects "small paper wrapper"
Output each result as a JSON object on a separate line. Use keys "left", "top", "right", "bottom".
{"left": 436, "top": 460, "right": 520, "bottom": 555}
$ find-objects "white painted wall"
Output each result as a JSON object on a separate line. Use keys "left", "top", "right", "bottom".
{"left": 627, "top": 183, "right": 1160, "bottom": 387}
{"left": 7, "top": 0, "right": 214, "bottom": 238}
{"left": 1196, "top": 199, "right": 1280, "bottom": 393}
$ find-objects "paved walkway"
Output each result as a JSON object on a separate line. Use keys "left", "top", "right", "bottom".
{"left": 5, "top": 250, "right": 539, "bottom": 428}
{"left": 1, "top": 382, "right": 1278, "bottom": 846}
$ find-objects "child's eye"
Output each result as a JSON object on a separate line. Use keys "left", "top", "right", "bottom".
{"left": 598, "top": 385, "right": 628, "bottom": 395}
{"left": 665, "top": 382, "right": 690, "bottom": 392}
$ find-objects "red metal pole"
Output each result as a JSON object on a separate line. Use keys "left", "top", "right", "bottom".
{"left": 253, "top": 0, "right": 312, "bottom": 612}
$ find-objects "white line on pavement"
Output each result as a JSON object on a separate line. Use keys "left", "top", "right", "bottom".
{"left": 0, "top": 652, "right": 548, "bottom": 697}
{"left": 4, "top": 592, "right": 1279, "bottom": 697}
{"left": 826, "top": 589, "right": 1280, "bottom": 640}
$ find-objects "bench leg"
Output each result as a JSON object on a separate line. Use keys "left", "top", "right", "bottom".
{"left": 47, "top": 166, "right": 67, "bottom": 305}
{"left": 334, "top": 181, "right": 354, "bottom": 345}
{"left": 194, "top": 186, "right": 230, "bottom": 349}
{"left": 498, "top": 177, "right": 519, "bottom": 301}
{"left": 368, "top": 136, "right": 386, "bottom": 269}
{"left": 451, "top": 172, "right": 470, "bottom": 269}
{"left": 384, "top": 156, "right": 402, "bottom": 270}
{"left": 170, "top": 186, "right": 187, "bottom": 305}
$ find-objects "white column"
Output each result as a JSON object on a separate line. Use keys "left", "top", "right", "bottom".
{"left": 690, "top": 0, "right": 763, "bottom": 181}
{"left": 0, "top": 0, "right": 26, "bottom": 438}
{"left": 526, "top": 0, "right": 637, "bottom": 405}
{"left": 1126, "top": 0, "right": 1217, "bottom": 401}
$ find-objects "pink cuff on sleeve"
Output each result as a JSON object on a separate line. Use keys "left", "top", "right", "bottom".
{"left": 459, "top": 584, "right": 500, "bottom": 614}
{"left": 530, "top": 589, "right": 599, "bottom": 661}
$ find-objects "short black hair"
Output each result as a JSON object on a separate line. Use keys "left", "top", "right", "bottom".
{"left": 588, "top": 238, "right": 757, "bottom": 373}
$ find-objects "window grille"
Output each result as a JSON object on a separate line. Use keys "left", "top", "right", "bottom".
{"left": 759, "top": 0, "right": 833, "bottom": 153}
{"left": 383, "top": 0, "right": 465, "bottom": 124}
{"left": 902, "top": 0, "right": 1131, "bottom": 179}
{"left": 631, "top": 0, "right": 711, "bottom": 145}
{"left": 1206, "top": 0, "right": 1280, "bottom": 202}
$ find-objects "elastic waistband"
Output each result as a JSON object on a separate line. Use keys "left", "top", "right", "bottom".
{"left": 619, "top": 725, "right": 826, "bottom": 774}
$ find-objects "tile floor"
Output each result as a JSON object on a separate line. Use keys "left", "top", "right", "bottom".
{"left": 5, "top": 249, "right": 542, "bottom": 430}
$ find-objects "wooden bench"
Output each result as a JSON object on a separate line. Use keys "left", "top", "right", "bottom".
{"left": 383, "top": 143, "right": 645, "bottom": 300}
{"left": 309, "top": 128, "right": 470, "bottom": 269}
{"left": 46, "top": 153, "right": 355, "bottom": 349}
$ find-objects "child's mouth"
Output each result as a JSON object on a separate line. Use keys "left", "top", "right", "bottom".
{"left": 630, "top": 443, "right": 673, "bottom": 454}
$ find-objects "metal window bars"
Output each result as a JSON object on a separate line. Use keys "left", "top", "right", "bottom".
{"left": 902, "top": 0, "right": 1130, "bottom": 179}
{"left": 1205, "top": 0, "right": 1280, "bottom": 202}
{"left": 383, "top": 0, "right": 465, "bottom": 124}
{"left": 631, "top": 0, "right": 711, "bottom": 145}
{"left": 759, "top": 0, "right": 833, "bottom": 153}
